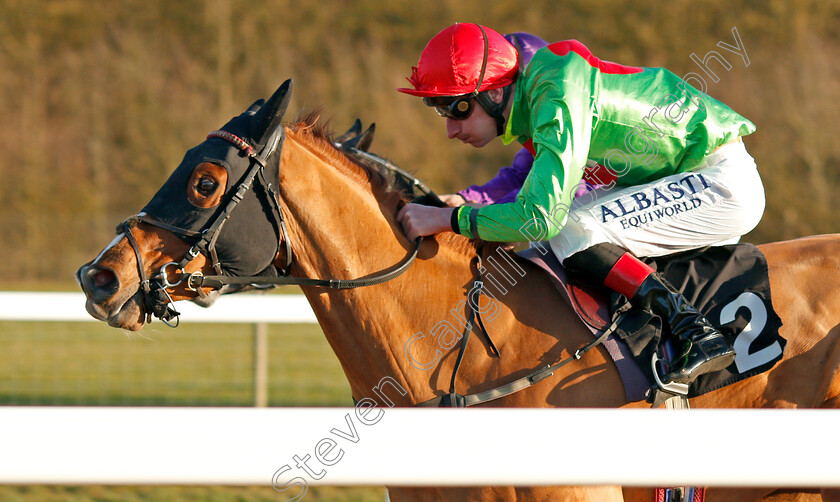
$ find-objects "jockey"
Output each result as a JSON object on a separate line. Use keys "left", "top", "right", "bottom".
{"left": 396, "top": 23, "right": 765, "bottom": 386}
{"left": 439, "top": 31, "right": 548, "bottom": 207}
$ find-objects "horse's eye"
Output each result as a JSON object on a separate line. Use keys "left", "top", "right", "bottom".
{"left": 197, "top": 177, "right": 218, "bottom": 194}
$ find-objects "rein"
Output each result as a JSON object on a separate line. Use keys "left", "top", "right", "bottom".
{"left": 187, "top": 239, "right": 421, "bottom": 290}
{"left": 128, "top": 128, "right": 422, "bottom": 326}
{"left": 128, "top": 123, "right": 613, "bottom": 409}
{"left": 344, "top": 147, "right": 445, "bottom": 207}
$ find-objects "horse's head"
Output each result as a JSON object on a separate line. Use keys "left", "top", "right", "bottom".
{"left": 76, "top": 80, "right": 293, "bottom": 330}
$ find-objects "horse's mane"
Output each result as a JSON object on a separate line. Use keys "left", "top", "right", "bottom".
{"left": 288, "top": 111, "right": 502, "bottom": 258}
{"left": 288, "top": 110, "right": 406, "bottom": 207}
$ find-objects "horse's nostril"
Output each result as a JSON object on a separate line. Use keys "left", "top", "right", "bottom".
{"left": 82, "top": 266, "right": 120, "bottom": 300}
{"left": 93, "top": 269, "right": 116, "bottom": 287}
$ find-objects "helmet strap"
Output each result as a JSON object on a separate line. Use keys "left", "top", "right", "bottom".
{"left": 473, "top": 24, "right": 490, "bottom": 94}
{"left": 475, "top": 84, "right": 513, "bottom": 136}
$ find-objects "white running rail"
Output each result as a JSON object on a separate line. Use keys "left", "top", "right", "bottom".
{"left": 0, "top": 291, "right": 317, "bottom": 323}
{"left": 0, "top": 407, "right": 838, "bottom": 487}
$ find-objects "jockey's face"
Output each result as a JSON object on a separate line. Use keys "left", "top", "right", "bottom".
{"left": 443, "top": 87, "right": 507, "bottom": 148}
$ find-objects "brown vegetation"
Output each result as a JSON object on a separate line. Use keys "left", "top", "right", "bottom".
{"left": 2, "top": 0, "right": 839, "bottom": 287}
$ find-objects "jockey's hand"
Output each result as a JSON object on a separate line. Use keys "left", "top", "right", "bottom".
{"left": 397, "top": 203, "right": 456, "bottom": 242}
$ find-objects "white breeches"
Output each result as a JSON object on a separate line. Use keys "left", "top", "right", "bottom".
{"left": 550, "top": 141, "right": 765, "bottom": 262}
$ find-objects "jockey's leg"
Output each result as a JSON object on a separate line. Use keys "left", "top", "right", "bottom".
{"left": 564, "top": 242, "right": 735, "bottom": 384}
{"left": 551, "top": 140, "right": 765, "bottom": 385}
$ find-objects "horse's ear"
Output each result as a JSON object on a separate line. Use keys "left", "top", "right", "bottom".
{"left": 335, "top": 119, "right": 363, "bottom": 144}
{"left": 251, "top": 79, "right": 293, "bottom": 147}
{"left": 357, "top": 123, "right": 376, "bottom": 152}
{"left": 339, "top": 123, "right": 376, "bottom": 152}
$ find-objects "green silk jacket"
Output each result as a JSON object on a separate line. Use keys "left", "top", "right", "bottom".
{"left": 454, "top": 40, "right": 755, "bottom": 242}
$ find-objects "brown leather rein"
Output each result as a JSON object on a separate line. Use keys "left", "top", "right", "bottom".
{"left": 121, "top": 129, "right": 615, "bottom": 408}
{"left": 121, "top": 128, "right": 421, "bottom": 327}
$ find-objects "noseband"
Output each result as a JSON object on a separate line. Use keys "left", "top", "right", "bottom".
{"left": 122, "top": 128, "right": 422, "bottom": 326}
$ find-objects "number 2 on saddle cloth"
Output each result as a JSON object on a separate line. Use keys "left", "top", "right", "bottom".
{"left": 520, "top": 242, "right": 785, "bottom": 404}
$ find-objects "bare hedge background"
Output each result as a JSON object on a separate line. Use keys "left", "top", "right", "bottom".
{"left": 2, "top": 0, "right": 839, "bottom": 287}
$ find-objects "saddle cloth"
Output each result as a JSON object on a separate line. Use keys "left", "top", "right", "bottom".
{"left": 519, "top": 243, "right": 786, "bottom": 403}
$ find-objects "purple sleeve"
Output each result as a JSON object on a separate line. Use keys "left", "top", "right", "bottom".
{"left": 458, "top": 148, "right": 534, "bottom": 204}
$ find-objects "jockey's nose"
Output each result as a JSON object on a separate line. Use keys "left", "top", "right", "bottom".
{"left": 446, "top": 118, "right": 462, "bottom": 139}
{"left": 77, "top": 263, "right": 120, "bottom": 305}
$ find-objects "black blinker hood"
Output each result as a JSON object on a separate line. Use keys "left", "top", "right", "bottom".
{"left": 140, "top": 80, "right": 292, "bottom": 277}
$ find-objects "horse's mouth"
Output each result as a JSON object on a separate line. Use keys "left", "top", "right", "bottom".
{"left": 78, "top": 261, "right": 147, "bottom": 331}
{"left": 108, "top": 296, "right": 146, "bottom": 331}
{"left": 83, "top": 286, "right": 146, "bottom": 331}
{"left": 79, "top": 263, "right": 224, "bottom": 330}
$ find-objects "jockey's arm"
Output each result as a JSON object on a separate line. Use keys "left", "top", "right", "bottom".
{"left": 451, "top": 83, "right": 591, "bottom": 242}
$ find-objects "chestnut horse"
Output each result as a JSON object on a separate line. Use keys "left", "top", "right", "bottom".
{"left": 76, "top": 82, "right": 840, "bottom": 502}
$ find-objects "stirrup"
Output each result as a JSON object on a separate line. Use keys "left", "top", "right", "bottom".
{"left": 651, "top": 353, "right": 689, "bottom": 396}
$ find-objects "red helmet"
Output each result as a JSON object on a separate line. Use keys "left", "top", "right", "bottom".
{"left": 398, "top": 23, "right": 519, "bottom": 97}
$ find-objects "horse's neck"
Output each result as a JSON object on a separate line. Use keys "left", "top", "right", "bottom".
{"left": 276, "top": 130, "right": 478, "bottom": 403}
{"left": 274, "top": 129, "right": 606, "bottom": 408}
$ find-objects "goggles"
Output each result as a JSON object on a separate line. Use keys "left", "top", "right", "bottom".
{"left": 422, "top": 94, "right": 477, "bottom": 120}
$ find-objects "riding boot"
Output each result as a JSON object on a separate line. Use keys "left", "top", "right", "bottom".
{"left": 630, "top": 270, "right": 735, "bottom": 384}
{"left": 564, "top": 243, "right": 735, "bottom": 385}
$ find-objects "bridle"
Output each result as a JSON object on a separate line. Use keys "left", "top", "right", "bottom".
{"left": 118, "top": 121, "right": 617, "bottom": 408}
{"left": 122, "top": 127, "right": 422, "bottom": 327}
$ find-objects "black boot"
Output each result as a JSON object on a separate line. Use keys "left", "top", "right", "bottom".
{"left": 632, "top": 274, "right": 735, "bottom": 385}
{"left": 565, "top": 244, "right": 735, "bottom": 386}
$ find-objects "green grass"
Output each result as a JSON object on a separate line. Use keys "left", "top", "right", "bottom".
{"left": 0, "top": 320, "right": 385, "bottom": 501}
{"left": 0, "top": 485, "right": 386, "bottom": 502}
{"left": 0, "top": 321, "right": 353, "bottom": 407}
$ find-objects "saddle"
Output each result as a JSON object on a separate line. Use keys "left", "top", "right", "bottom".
{"left": 332, "top": 118, "right": 786, "bottom": 404}
{"left": 520, "top": 243, "right": 786, "bottom": 404}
